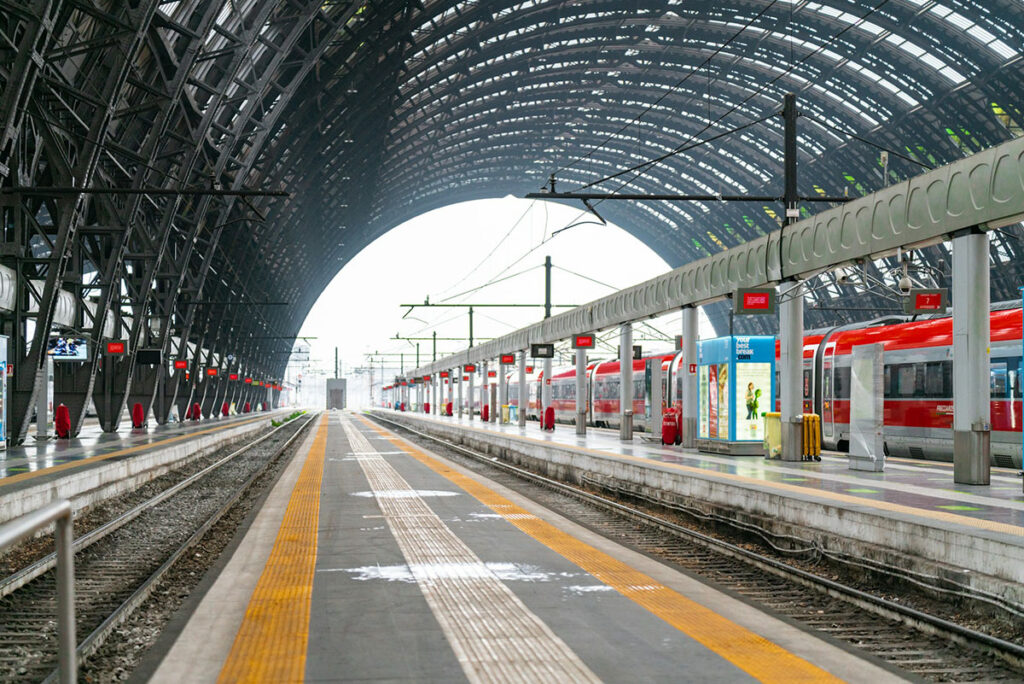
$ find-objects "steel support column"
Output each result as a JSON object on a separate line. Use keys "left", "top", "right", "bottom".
{"left": 575, "top": 347, "right": 586, "bottom": 436}
{"left": 542, "top": 356, "right": 552, "bottom": 423}
{"left": 620, "top": 323, "right": 633, "bottom": 440}
{"left": 481, "top": 361, "right": 488, "bottom": 420}
{"left": 779, "top": 281, "right": 804, "bottom": 461}
{"left": 681, "top": 306, "right": 699, "bottom": 448}
{"left": 467, "top": 368, "right": 474, "bottom": 419}
{"left": 499, "top": 362, "right": 508, "bottom": 424}
{"left": 457, "top": 370, "right": 464, "bottom": 418}
{"left": 518, "top": 351, "right": 527, "bottom": 427}
{"left": 952, "top": 229, "right": 991, "bottom": 485}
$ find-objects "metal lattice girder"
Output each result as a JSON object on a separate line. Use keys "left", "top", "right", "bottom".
{"left": 2, "top": 0, "right": 1024, "bottom": 443}
{"left": 410, "top": 134, "right": 1024, "bottom": 376}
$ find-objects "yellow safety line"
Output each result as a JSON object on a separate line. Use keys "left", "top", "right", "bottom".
{"left": 362, "top": 417, "right": 840, "bottom": 684}
{"left": 218, "top": 414, "right": 328, "bottom": 683}
{"left": 393, "top": 412, "right": 1024, "bottom": 538}
{"left": 0, "top": 415, "right": 269, "bottom": 488}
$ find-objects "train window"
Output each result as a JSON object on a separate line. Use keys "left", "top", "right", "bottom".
{"left": 634, "top": 377, "right": 644, "bottom": 398}
{"left": 833, "top": 367, "right": 851, "bottom": 399}
{"left": 991, "top": 362, "right": 1008, "bottom": 399}
{"left": 896, "top": 364, "right": 918, "bottom": 397}
{"left": 924, "top": 362, "right": 948, "bottom": 398}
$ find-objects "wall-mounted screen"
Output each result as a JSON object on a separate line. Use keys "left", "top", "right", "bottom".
{"left": 47, "top": 337, "right": 88, "bottom": 361}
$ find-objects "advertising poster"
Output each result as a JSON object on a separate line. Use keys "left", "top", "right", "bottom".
{"left": 708, "top": 364, "right": 718, "bottom": 438}
{"left": 699, "top": 365, "right": 709, "bottom": 438}
{"left": 735, "top": 362, "right": 772, "bottom": 441}
{"left": 717, "top": 363, "right": 729, "bottom": 439}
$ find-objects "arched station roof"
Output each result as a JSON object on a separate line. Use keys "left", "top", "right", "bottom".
{"left": 3, "top": 0, "right": 1023, "bottom": 384}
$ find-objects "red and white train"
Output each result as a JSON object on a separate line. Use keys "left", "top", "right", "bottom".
{"left": 505, "top": 307, "right": 1023, "bottom": 468}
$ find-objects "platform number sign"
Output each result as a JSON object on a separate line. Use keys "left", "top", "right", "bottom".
{"left": 734, "top": 288, "right": 776, "bottom": 315}
{"left": 174, "top": 359, "right": 188, "bottom": 370}
{"left": 500, "top": 354, "right": 515, "bottom": 365}
{"left": 904, "top": 288, "right": 948, "bottom": 315}
{"left": 530, "top": 343, "right": 554, "bottom": 358}
{"left": 572, "top": 334, "right": 595, "bottom": 349}
{"left": 206, "top": 367, "right": 218, "bottom": 377}
{"left": 463, "top": 364, "right": 476, "bottom": 373}
{"left": 105, "top": 340, "right": 126, "bottom": 355}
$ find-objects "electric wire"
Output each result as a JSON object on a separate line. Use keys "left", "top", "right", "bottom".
{"left": 571, "top": 0, "right": 893, "bottom": 192}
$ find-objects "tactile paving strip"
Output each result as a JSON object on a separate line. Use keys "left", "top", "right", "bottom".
{"left": 341, "top": 415, "right": 599, "bottom": 684}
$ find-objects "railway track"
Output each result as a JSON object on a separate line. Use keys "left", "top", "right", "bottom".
{"left": 0, "top": 412, "right": 315, "bottom": 682}
{"left": 370, "top": 414, "right": 1024, "bottom": 682}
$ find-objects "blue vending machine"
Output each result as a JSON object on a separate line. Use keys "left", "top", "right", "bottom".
{"left": 697, "top": 335, "right": 776, "bottom": 455}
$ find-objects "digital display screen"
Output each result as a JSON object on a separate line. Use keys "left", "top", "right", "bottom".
{"left": 47, "top": 337, "right": 88, "bottom": 361}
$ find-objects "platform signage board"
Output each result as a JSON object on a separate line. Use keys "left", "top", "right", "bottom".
{"left": 904, "top": 288, "right": 948, "bottom": 315}
{"left": 464, "top": 364, "right": 476, "bottom": 373}
{"left": 572, "top": 334, "right": 595, "bottom": 349}
{"left": 734, "top": 288, "right": 776, "bottom": 315}
{"left": 174, "top": 359, "right": 188, "bottom": 370}
{"left": 500, "top": 354, "right": 515, "bottom": 365}
{"left": 697, "top": 336, "right": 776, "bottom": 451}
{"left": 530, "top": 343, "right": 554, "bottom": 358}
{"left": 105, "top": 340, "right": 126, "bottom": 355}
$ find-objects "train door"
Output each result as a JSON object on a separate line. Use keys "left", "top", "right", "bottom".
{"left": 822, "top": 343, "right": 836, "bottom": 441}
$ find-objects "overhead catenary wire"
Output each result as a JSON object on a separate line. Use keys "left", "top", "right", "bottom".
{"left": 803, "top": 113, "right": 934, "bottom": 169}
{"left": 567, "top": 0, "right": 893, "bottom": 193}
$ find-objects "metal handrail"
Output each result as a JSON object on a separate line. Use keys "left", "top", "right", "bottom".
{"left": 0, "top": 500, "right": 75, "bottom": 683}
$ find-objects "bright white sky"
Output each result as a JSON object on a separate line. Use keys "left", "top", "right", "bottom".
{"left": 290, "top": 196, "right": 714, "bottom": 407}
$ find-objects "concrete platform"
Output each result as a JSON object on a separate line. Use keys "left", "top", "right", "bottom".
{"left": 151, "top": 411, "right": 907, "bottom": 683}
{"left": 0, "top": 410, "right": 285, "bottom": 525}
{"left": 372, "top": 410, "right": 1024, "bottom": 610}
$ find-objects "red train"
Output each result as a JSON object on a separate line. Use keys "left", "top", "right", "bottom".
{"left": 506, "top": 308, "right": 1023, "bottom": 468}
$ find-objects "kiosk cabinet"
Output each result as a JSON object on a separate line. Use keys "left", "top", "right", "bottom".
{"left": 697, "top": 335, "right": 775, "bottom": 455}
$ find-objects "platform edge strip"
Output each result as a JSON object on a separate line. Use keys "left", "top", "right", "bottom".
{"left": 217, "top": 414, "right": 328, "bottom": 682}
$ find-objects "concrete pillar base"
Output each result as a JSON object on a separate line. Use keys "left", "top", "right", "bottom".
{"left": 953, "top": 429, "right": 991, "bottom": 485}
{"left": 620, "top": 412, "right": 633, "bottom": 441}
{"left": 781, "top": 420, "right": 803, "bottom": 462}
{"left": 576, "top": 410, "right": 587, "bottom": 436}
{"left": 680, "top": 416, "right": 696, "bottom": 449}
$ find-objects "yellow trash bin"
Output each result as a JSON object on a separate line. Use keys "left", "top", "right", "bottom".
{"left": 763, "top": 412, "right": 782, "bottom": 459}
{"left": 501, "top": 405, "right": 510, "bottom": 424}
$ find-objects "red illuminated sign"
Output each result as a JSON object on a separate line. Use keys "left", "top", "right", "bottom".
{"left": 743, "top": 292, "right": 771, "bottom": 309}
{"left": 689, "top": 363, "right": 697, "bottom": 375}
{"left": 525, "top": 366, "right": 534, "bottom": 373}
{"left": 500, "top": 354, "right": 515, "bottom": 365}
{"left": 206, "top": 368, "right": 218, "bottom": 377}
{"left": 174, "top": 359, "right": 188, "bottom": 370}
{"left": 735, "top": 288, "right": 776, "bottom": 315}
{"left": 915, "top": 292, "right": 942, "bottom": 310}
{"left": 245, "top": 377, "right": 252, "bottom": 384}
{"left": 464, "top": 364, "right": 476, "bottom": 372}
{"left": 440, "top": 371, "right": 449, "bottom": 378}
{"left": 486, "top": 370, "right": 495, "bottom": 378}
{"left": 106, "top": 341, "right": 126, "bottom": 355}
{"left": 463, "top": 375, "right": 469, "bottom": 381}
{"left": 572, "top": 334, "right": 595, "bottom": 349}
{"left": 229, "top": 373, "right": 239, "bottom": 381}
{"left": 423, "top": 375, "right": 431, "bottom": 382}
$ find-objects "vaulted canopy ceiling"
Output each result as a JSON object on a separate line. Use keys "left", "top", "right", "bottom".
{"left": 3, "top": 0, "right": 1023, "bottom": 378}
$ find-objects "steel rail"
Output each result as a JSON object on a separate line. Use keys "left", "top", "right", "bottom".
{"left": 369, "top": 412, "right": 1024, "bottom": 672}
{"left": 1, "top": 415, "right": 307, "bottom": 598}
{"left": 38, "top": 412, "right": 317, "bottom": 683}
